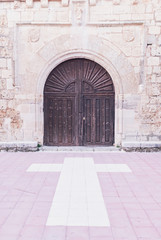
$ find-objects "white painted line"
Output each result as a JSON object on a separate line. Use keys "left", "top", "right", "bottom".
{"left": 46, "top": 157, "right": 110, "bottom": 227}
{"left": 27, "top": 163, "right": 63, "bottom": 172}
{"left": 95, "top": 164, "right": 132, "bottom": 172}
{"left": 26, "top": 160, "right": 132, "bottom": 227}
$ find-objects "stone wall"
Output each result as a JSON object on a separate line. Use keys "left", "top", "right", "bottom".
{"left": 0, "top": 0, "right": 161, "bottom": 148}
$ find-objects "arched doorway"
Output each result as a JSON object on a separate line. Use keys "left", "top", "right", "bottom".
{"left": 44, "top": 58, "right": 115, "bottom": 146}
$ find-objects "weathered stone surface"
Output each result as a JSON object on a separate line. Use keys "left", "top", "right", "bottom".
{"left": 122, "top": 141, "right": 161, "bottom": 152}
{"left": 0, "top": 142, "right": 38, "bottom": 151}
{"left": 122, "top": 141, "right": 161, "bottom": 148}
{"left": 0, "top": 0, "right": 160, "bottom": 149}
{"left": 155, "top": 9, "right": 161, "bottom": 22}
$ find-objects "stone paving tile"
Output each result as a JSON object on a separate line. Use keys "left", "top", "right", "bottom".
{"left": 89, "top": 226, "right": 112, "bottom": 237}
{"left": 0, "top": 152, "right": 161, "bottom": 240}
{"left": 42, "top": 226, "right": 67, "bottom": 240}
{"left": 19, "top": 225, "right": 45, "bottom": 240}
{"left": 133, "top": 227, "right": 161, "bottom": 238}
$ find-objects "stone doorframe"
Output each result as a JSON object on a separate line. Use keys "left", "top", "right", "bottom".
{"left": 35, "top": 34, "right": 138, "bottom": 146}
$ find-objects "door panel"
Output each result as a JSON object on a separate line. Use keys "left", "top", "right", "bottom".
{"left": 83, "top": 95, "right": 114, "bottom": 146}
{"left": 83, "top": 98, "right": 92, "bottom": 144}
{"left": 44, "top": 96, "right": 76, "bottom": 146}
{"left": 95, "top": 98, "right": 101, "bottom": 143}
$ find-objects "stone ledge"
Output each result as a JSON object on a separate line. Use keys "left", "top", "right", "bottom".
{"left": 122, "top": 141, "right": 161, "bottom": 152}
{"left": 40, "top": 146, "right": 121, "bottom": 152}
{"left": 0, "top": 142, "right": 38, "bottom": 152}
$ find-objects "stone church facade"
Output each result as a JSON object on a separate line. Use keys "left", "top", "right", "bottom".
{"left": 0, "top": 0, "right": 161, "bottom": 150}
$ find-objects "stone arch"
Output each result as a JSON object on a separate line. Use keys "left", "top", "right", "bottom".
{"left": 35, "top": 34, "right": 138, "bottom": 145}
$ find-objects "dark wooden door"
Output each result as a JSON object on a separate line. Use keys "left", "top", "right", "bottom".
{"left": 44, "top": 96, "right": 76, "bottom": 145}
{"left": 82, "top": 95, "right": 114, "bottom": 145}
{"left": 44, "top": 59, "right": 115, "bottom": 146}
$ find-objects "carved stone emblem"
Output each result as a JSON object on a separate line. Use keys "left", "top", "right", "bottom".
{"left": 0, "top": 15, "right": 7, "bottom": 27}
{"left": 14, "top": 0, "right": 20, "bottom": 9}
{"left": 26, "top": 0, "right": 33, "bottom": 8}
{"left": 72, "top": 2, "right": 87, "bottom": 26}
{"left": 41, "top": 0, "right": 48, "bottom": 8}
{"left": 132, "top": 0, "right": 139, "bottom": 4}
{"left": 123, "top": 29, "right": 135, "bottom": 42}
{"left": 113, "top": 0, "right": 120, "bottom": 5}
{"left": 29, "top": 29, "right": 40, "bottom": 43}
{"left": 75, "top": 5, "right": 84, "bottom": 25}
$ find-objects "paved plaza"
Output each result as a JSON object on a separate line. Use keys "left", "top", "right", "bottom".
{"left": 0, "top": 151, "right": 161, "bottom": 240}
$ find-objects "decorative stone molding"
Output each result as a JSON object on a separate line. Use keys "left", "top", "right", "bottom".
{"left": 36, "top": 34, "right": 137, "bottom": 96}
{"left": 123, "top": 29, "right": 135, "bottom": 42}
{"left": 35, "top": 34, "right": 136, "bottom": 144}
{"left": 26, "top": 0, "right": 33, "bottom": 8}
{"left": 62, "top": 0, "right": 69, "bottom": 7}
{"left": 0, "top": 15, "right": 7, "bottom": 27}
{"left": 75, "top": 4, "right": 84, "bottom": 25}
{"left": 113, "top": 0, "right": 120, "bottom": 5}
{"left": 29, "top": 29, "right": 40, "bottom": 42}
{"left": 72, "top": 2, "right": 85, "bottom": 26}
{"left": 132, "top": 0, "right": 139, "bottom": 4}
{"left": 89, "top": 0, "right": 96, "bottom": 6}
{"left": 13, "top": 0, "right": 20, "bottom": 9}
{"left": 41, "top": 0, "right": 48, "bottom": 8}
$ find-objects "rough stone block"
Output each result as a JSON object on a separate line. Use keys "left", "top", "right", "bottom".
{"left": 113, "top": 6, "right": 131, "bottom": 14}
{"left": 120, "top": 14, "right": 132, "bottom": 21}
{"left": 146, "top": 66, "right": 152, "bottom": 74}
{"left": 155, "top": 9, "right": 161, "bottom": 22}
{"left": 2, "top": 70, "right": 10, "bottom": 78}
{"left": 156, "top": 76, "right": 161, "bottom": 83}
{"left": 129, "top": 57, "right": 140, "bottom": 67}
{"left": 145, "top": 13, "right": 154, "bottom": 20}
{"left": 146, "top": 4, "right": 153, "bottom": 13}
{"left": 20, "top": 11, "right": 34, "bottom": 22}
{"left": 132, "top": 46, "right": 141, "bottom": 57}
{"left": 0, "top": 59, "right": 7, "bottom": 68}
{"left": 151, "top": 84, "right": 160, "bottom": 96}
{"left": 149, "top": 26, "right": 160, "bottom": 35}
{"left": 153, "top": 66, "right": 161, "bottom": 74}
{"left": 147, "top": 57, "right": 160, "bottom": 66}
{"left": 34, "top": 10, "right": 49, "bottom": 22}
{"left": 7, "top": 78, "right": 13, "bottom": 89}
{"left": 147, "top": 35, "right": 156, "bottom": 45}
{"left": 0, "top": 142, "right": 38, "bottom": 152}
{"left": 122, "top": 141, "right": 161, "bottom": 151}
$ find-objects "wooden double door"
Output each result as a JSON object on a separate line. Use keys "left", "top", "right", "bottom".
{"left": 44, "top": 59, "right": 115, "bottom": 146}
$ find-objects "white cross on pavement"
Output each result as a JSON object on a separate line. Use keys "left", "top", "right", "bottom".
{"left": 27, "top": 157, "right": 131, "bottom": 227}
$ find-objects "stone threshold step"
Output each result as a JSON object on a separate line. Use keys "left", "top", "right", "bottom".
{"left": 40, "top": 146, "right": 121, "bottom": 152}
